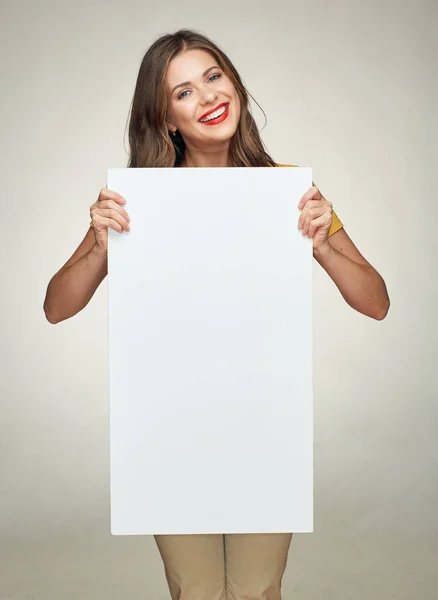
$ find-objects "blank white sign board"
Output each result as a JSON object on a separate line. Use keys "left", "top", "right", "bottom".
{"left": 107, "top": 166, "right": 313, "bottom": 535}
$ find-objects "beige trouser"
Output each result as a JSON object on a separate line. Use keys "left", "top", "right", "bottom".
{"left": 154, "top": 533, "right": 293, "bottom": 600}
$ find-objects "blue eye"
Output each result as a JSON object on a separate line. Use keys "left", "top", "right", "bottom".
{"left": 177, "top": 73, "right": 222, "bottom": 100}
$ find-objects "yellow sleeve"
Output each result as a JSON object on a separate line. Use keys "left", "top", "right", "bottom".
{"left": 328, "top": 210, "right": 343, "bottom": 237}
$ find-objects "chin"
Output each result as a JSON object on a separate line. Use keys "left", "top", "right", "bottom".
{"left": 208, "top": 129, "right": 236, "bottom": 143}
{"left": 203, "top": 121, "right": 239, "bottom": 142}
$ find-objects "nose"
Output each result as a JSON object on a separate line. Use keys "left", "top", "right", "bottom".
{"left": 199, "top": 85, "right": 218, "bottom": 105}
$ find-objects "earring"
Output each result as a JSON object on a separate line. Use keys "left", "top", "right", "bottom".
{"left": 171, "top": 131, "right": 176, "bottom": 137}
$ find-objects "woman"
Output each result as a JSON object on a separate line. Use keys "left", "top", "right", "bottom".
{"left": 44, "top": 29, "right": 390, "bottom": 600}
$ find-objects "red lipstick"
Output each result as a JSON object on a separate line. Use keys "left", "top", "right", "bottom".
{"left": 198, "top": 102, "right": 230, "bottom": 125}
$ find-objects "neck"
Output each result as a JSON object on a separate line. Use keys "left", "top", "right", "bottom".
{"left": 181, "top": 142, "right": 230, "bottom": 168}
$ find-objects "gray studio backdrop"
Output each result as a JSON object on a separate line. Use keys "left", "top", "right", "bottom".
{"left": 1, "top": 0, "right": 437, "bottom": 599}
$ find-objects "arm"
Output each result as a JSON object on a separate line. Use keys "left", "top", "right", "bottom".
{"left": 313, "top": 228, "right": 390, "bottom": 320}
{"left": 43, "top": 227, "right": 108, "bottom": 324}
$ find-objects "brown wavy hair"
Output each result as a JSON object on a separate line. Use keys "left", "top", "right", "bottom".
{"left": 126, "top": 29, "right": 276, "bottom": 168}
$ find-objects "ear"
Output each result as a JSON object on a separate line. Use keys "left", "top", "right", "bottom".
{"left": 166, "top": 121, "right": 177, "bottom": 134}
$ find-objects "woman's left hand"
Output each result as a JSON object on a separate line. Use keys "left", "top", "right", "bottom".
{"left": 297, "top": 186, "right": 333, "bottom": 250}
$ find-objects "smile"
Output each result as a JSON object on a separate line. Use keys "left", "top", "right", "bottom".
{"left": 199, "top": 103, "right": 230, "bottom": 125}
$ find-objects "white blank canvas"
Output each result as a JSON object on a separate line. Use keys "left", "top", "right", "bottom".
{"left": 107, "top": 166, "right": 313, "bottom": 535}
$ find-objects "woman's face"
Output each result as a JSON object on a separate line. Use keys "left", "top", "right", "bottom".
{"left": 166, "top": 49, "right": 241, "bottom": 147}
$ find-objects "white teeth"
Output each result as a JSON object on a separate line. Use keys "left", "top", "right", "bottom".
{"left": 200, "top": 105, "right": 227, "bottom": 122}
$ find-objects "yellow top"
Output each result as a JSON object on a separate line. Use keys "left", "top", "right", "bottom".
{"left": 276, "top": 163, "right": 343, "bottom": 237}
{"left": 90, "top": 163, "right": 344, "bottom": 237}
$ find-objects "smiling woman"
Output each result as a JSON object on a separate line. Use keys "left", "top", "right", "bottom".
{"left": 43, "top": 27, "right": 390, "bottom": 600}
{"left": 127, "top": 29, "right": 276, "bottom": 169}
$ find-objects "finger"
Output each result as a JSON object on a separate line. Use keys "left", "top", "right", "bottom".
{"left": 307, "top": 213, "right": 332, "bottom": 238}
{"left": 299, "top": 206, "right": 326, "bottom": 233}
{"left": 98, "top": 188, "right": 127, "bottom": 205}
{"left": 298, "top": 201, "right": 323, "bottom": 229}
{"left": 302, "top": 208, "right": 325, "bottom": 235}
{"left": 299, "top": 199, "right": 324, "bottom": 213}
{"left": 100, "top": 216, "right": 125, "bottom": 233}
{"left": 298, "top": 186, "right": 319, "bottom": 209}
{"left": 93, "top": 216, "right": 126, "bottom": 234}
{"left": 94, "top": 199, "right": 130, "bottom": 222}
{"left": 93, "top": 208, "right": 130, "bottom": 231}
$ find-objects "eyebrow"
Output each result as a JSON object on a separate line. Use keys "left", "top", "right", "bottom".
{"left": 170, "top": 66, "right": 220, "bottom": 96}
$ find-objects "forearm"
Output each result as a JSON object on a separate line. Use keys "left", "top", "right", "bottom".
{"left": 313, "top": 243, "right": 390, "bottom": 320}
{"left": 44, "top": 245, "right": 107, "bottom": 324}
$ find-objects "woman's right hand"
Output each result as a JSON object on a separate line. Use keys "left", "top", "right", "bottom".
{"left": 89, "top": 188, "right": 130, "bottom": 252}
